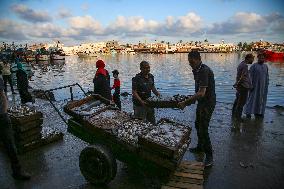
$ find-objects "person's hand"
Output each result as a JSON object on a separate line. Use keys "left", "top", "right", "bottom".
{"left": 141, "top": 100, "right": 148, "bottom": 107}
{"left": 177, "top": 101, "right": 187, "bottom": 110}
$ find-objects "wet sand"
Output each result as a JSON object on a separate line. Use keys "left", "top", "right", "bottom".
{"left": 1, "top": 94, "right": 284, "bottom": 189}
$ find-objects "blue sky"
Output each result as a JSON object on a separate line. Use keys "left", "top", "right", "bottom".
{"left": 0, "top": 0, "right": 283, "bottom": 45}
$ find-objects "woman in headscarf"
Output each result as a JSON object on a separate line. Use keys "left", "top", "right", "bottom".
{"left": 93, "top": 60, "right": 111, "bottom": 100}
{"left": 16, "top": 63, "right": 33, "bottom": 104}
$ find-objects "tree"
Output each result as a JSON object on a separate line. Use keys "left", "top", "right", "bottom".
{"left": 237, "top": 42, "right": 242, "bottom": 50}
{"left": 242, "top": 42, "right": 248, "bottom": 51}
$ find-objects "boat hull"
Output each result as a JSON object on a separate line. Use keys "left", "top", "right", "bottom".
{"left": 51, "top": 54, "right": 65, "bottom": 60}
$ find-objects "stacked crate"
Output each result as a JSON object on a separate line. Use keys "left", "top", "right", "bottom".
{"left": 9, "top": 108, "right": 43, "bottom": 152}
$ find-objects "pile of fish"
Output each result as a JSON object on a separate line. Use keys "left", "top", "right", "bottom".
{"left": 143, "top": 120, "right": 189, "bottom": 148}
{"left": 87, "top": 109, "right": 130, "bottom": 130}
{"left": 147, "top": 94, "right": 192, "bottom": 103}
{"left": 115, "top": 119, "right": 190, "bottom": 149}
{"left": 72, "top": 101, "right": 107, "bottom": 116}
{"left": 116, "top": 120, "right": 153, "bottom": 145}
{"left": 8, "top": 105, "right": 37, "bottom": 117}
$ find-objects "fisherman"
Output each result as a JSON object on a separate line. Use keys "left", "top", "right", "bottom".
{"left": 0, "top": 59, "right": 16, "bottom": 94}
{"left": 16, "top": 62, "right": 33, "bottom": 104}
{"left": 245, "top": 51, "right": 269, "bottom": 118}
{"left": 93, "top": 59, "right": 111, "bottom": 101}
{"left": 132, "top": 61, "right": 160, "bottom": 124}
{"left": 0, "top": 75, "right": 31, "bottom": 180}
{"left": 111, "top": 70, "right": 121, "bottom": 110}
{"left": 232, "top": 54, "right": 254, "bottom": 121}
{"left": 178, "top": 51, "right": 216, "bottom": 167}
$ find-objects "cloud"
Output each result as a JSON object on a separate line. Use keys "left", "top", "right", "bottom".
{"left": 57, "top": 8, "right": 72, "bottom": 18}
{"left": 208, "top": 12, "right": 283, "bottom": 35}
{"left": 0, "top": 19, "right": 28, "bottom": 40}
{"left": 105, "top": 12, "right": 203, "bottom": 37}
{"left": 1, "top": 11, "right": 283, "bottom": 43}
{"left": 11, "top": 4, "right": 52, "bottom": 23}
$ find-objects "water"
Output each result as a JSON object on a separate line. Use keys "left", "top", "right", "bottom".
{"left": 29, "top": 53, "right": 284, "bottom": 107}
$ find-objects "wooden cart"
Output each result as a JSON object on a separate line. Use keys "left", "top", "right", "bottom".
{"left": 45, "top": 84, "right": 191, "bottom": 185}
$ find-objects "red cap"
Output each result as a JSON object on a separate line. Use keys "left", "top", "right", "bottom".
{"left": 96, "top": 59, "right": 105, "bottom": 68}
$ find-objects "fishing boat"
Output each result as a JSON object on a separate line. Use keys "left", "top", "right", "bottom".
{"left": 263, "top": 49, "right": 284, "bottom": 59}
{"left": 50, "top": 49, "right": 65, "bottom": 60}
{"left": 25, "top": 50, "right": 36, "bottom": 61}
{"left": 77, "top": 51, "right": 98, "bottom": 58}
{"left": 36, "top": 48, "right": 50, "bottom": 61}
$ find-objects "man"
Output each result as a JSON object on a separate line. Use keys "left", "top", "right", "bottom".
{"left": 0, "top": 75, "right": 31, "bottom": 180}
{"left": 245, "top": 51, "right": 269, "bottom": 118}
{"left": 178, "top": 51, "right": 216, "bottom": 167}
{"left": 232, "top": 54, "right": 254, "bottom": 121}
{"left": 0, "top": 60, "right": 16, "bottom": 94}
{"left": 132, "top": 61, "right": 160, "bottom": 123}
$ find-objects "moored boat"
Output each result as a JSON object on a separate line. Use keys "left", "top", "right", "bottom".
{"left": 50, "top": 50, "right": 65, "bottom": 60}
{"left": 264, "top": 49, "right": 284, "bottom": 59}
{"left": 77, "top": 52, "right": 98, "bottom": 58}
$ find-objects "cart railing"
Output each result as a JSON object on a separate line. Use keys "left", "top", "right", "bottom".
{"left": 43, "top": 83, "right": 88, "bottom": 125}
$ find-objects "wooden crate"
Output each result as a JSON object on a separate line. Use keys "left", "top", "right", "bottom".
{"left": 10, "top": 112, "right": 43, "bottom": 126}
{"left": 146, "top": 95, "right": 193, "bottom": 108}
{"left": 161, "top": 161, "right": 204, "bottom": 189}
{"left": 63, "top": 95, "right": 110, "bottom": 121}
{"left": 138, "top": 120, "right": 191, "bottom": 160}
{"left": 11, "top": 119, "right": 43, "bottom": 133}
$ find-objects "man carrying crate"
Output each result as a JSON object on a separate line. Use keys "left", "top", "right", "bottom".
{"left": 178, "top": 51, "right": 216, "bottom": 167}
{"left": 132, "top": 61, "right": 160, "bottom": 124}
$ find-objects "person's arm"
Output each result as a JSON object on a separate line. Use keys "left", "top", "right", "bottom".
{"left": 132, "top": 77, "right": 147, "bottom": 107}
{"left": 0, "top": 73, "right": 7, "bottom": 111}
{"left": 132, "top": 89, "right": 147, "bottom": 106}
{"left": 151, "top": 75, "right": 160, "bottom": 96}
{"left": 152, "top": 86, "right": 160, "bottom": 97}
{"left": 0, "top": 90, "right": 8, "bottom": 113}
{"left": 178, "top": 87, "right": 206, "bottom": 109}
{"left": 178, "top": 68, "right": 209, "bottom": 109}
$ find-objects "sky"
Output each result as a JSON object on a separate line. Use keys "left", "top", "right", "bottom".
{"left": 0, "top": 0, "right": 283, "bottom": 46}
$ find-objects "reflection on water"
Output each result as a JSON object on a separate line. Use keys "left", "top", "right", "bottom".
{"left": 29, "top": 53, "right": 284, "bottom": 107}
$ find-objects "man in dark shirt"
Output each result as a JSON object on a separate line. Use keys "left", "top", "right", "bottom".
{"left": 232, "top": 54, "right": 254, "bottom": 121}
{"left": 0, "top": 75, "right": 31, "bottom": 180}
{"left": 132, "top": 61, "right": 160, "bottom": 123}
{"left": 178, "top": 51, "right": 216, "bottom": 167}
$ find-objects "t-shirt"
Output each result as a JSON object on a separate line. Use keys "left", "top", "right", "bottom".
{"left": 0, "top": 76, "right": 5, "bottom": 114}
{"left": 132, "top": 73, "right": 154, "bottom": 106}
{"left": 236, "top": 61, "right": 252, "bottom": 89}
{"left": 192, "top": 63, "right": 216, "bottom": 106}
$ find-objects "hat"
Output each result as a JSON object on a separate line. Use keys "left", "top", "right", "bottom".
{"left": 112, "top": 69, "right": 119, "bottom": 75}
{"left": 96, "top": 59, "right": 105, "bottom": 68}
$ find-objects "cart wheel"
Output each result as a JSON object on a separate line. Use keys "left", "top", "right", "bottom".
{"left": 79, "top": 144, "right": 117, "bottom": 185}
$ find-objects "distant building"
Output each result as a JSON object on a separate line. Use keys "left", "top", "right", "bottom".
{"left": 106, "top": 40, "right": 119, "bottom": 48}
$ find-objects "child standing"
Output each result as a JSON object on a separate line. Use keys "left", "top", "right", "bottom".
{"left": 111, "top": 70, "right": 121, "bottom": 109}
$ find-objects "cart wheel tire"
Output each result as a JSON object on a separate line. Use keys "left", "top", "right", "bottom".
{"left": 79, "top": 144, "right": 117, "bottom": 185}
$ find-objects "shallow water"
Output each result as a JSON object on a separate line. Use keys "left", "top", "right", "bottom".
{"left": 29, "top": 53, "right": 284, "bottom": 107}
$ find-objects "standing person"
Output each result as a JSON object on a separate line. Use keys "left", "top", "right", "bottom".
{"left": 178, "top": 51, "right": 216, "bottom": 167}
{"left": 0, "top": 75, "right": 31, "bottom": 180}
{"left": 93, "top": 59, "right": 111, "bottom": 101}
{"left": 245, "top": 51, "right": 269, "bottom": 118}
{"left": 0, "top": 60, "right": 16, "bottom": 94}
{"left": 111, "top": 70, "right": 121, "bottom": 110}
{"left": 16, "top": 63, "right": 33, "bottom": 104}
{"left": 132, "top": 61, "right": 160, "bottom": 124}
{"left": 232, "top": 54, "right": 254, "bottom": 121}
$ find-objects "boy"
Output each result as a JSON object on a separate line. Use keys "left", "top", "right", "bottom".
{"left": 111, "top": 70, "right": 121, "bottom": 109}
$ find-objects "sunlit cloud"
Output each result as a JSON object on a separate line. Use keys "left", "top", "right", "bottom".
{"left": 208, "top": 12, "right": 283, "bottom": 35}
